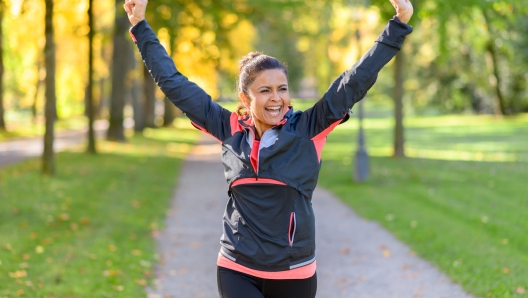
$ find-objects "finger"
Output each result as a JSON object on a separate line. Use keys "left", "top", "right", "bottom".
{"left": 124, "top": 2, "right": 134, "bottom": 15}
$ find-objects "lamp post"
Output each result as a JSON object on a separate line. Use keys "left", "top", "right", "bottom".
{"left": 351, "top": 2, "right": 369, "bottom": 182}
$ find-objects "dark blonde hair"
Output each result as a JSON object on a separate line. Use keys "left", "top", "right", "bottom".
{"left": 236, "top": 52, "right": 288, "bottom": 117}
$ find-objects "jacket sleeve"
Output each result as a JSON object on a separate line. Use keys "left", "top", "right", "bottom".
{"left": 298, "top": 16, "right": 413, "bottom": 140}
{"left": 130, "top": 20, "right": 233, "bottom": 142}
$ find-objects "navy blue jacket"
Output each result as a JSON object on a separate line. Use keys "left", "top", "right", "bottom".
{"left": 131, "top": 17, "right": 412, "bottom": 272}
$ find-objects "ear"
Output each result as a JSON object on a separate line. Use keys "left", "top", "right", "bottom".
{"left": 239, "top": 92, "right": 250, "bottom": 108}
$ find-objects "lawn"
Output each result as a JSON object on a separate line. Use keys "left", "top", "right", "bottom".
{"left": 0, "top": 113, "right": 88, "bottom": 142}
{"left": 314, "top": 102, "right": 528, "bottom": 298}
{"left": 0, "top": 120, "right": 200, "bottom": 297}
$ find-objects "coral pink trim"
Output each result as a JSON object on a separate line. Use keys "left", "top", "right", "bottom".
{"left": 231, "top": 178, "right": 287, "bottom": 187}
{"left": 250, "top": 139, "right": 260, "bottom": 174}
{"left": 230, "top": 113, "right": 243, "bottom": 136}
{"left": 310, "top": 118, "right": 343, "bottom": 162}
{"left": 217, "top": 253, "right": 316, "bottom": 280}
{"left": 128, "top": 30, "right": 137, "bottom": 43}
{"left": 312, "top": 138, "right": 326, "bottom": 163}
{"left": 191, "top": 121, "right": 222, "bottom": 143}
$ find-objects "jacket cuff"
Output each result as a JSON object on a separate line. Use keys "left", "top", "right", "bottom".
{"left": 375, "top": 16, "right": 413, "bottom": 49}
{"left": 129, "top": 19, "right": 148, "bottom": 43}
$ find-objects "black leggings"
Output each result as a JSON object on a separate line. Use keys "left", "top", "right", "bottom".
{"left": 217, "top": 267, "right": 317, "bottom": 298}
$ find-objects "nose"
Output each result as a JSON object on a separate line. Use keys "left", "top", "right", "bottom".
{"left": 271, "top": 90, "right": 281, "bottom": 101}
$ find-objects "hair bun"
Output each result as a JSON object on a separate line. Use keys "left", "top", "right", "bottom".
{"left": 238, "top": 52, "right": 263, "bottom": 72}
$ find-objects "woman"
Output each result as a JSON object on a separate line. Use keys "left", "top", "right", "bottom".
{"left": 124, "top": 1, "right": 413, "bottom": 297}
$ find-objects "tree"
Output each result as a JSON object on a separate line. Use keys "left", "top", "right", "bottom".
{"left": 42, "top": 0, "right": 56, "bottom": 175}
{"left": 143, "top": 65, "right": 156, "bottom": 128}
{"left": 0, "top": 0, "right": 5, "bottom": 131}
{"left": 86, "top": 0, "right": 96, "bottom": 153}
{"left": 393, "top": 52, "right": 405, "bottom": 157}
{"left": 107, "top": 0, "right": 131, "bottom": 141}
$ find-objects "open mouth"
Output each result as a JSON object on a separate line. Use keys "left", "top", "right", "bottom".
{"left": 265, "top": 106, "right": 281, "bottom": 117}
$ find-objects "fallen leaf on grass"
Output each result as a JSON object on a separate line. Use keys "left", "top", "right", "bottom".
{"left": 135, "top": 279, "right": 147, "bottom": 286}
{"left": 9, "top": 270, "right": 27, "bottom": 278}
{"left": 58, "top": 213, "right": 70, "bottom": 221}
{"left": 502, "top": 268, "right": 510, "bottom": 274}
{"left": 35, "top": 246, "right": 44, "bottom": 254}
{"left": 108, "top": 245, "right": 117, "bottom": 252}
{"left": 516, "top": 287, "right": 526, "bottom": 294}
{"left": 132, "top": 250, "right": 142, "bottom": 256}
{"left": 103, "top": 269, "right": 123, "bottom": 277}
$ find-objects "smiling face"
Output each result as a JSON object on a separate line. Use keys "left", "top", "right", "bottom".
{"left": 241, "top": 69, "right": 291, "bottom": 138}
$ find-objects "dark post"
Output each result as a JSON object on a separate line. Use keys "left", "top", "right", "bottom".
{"left": 352, "top": 1, "right": 369, "bottom": 182}
{"left": 353, "top": 28, "right": 369, "bottom": 182}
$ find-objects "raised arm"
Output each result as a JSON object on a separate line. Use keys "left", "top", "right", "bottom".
{"left": 124, "top": 0, "right": 233, "bottom": 142}
{"left": 299, "top": 0, "right": 413, "bottom": 139}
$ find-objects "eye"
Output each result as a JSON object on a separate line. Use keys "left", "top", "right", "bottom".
{"left": 260, "top": 89, "right": 270, "bottom": 93}
{"left": 280, "top": 87, "right": 288, "bottom": 92}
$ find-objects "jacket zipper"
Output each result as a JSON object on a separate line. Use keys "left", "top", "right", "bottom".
{"left": 288, "top": 212, "right": 296, "bottom": 247}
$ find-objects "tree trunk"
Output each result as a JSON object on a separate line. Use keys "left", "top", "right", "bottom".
{"left": 486, "top": 40, "right": 507, "bottom": 116}
{"left": 42, "top": 0, "right": 56, "bottom": 175}
{"left": 107, "top": 1, "right": 130, "bottom": 141}
{"left": 481, "top": 9, "right": 506, "bottom": 116}
{"left": 126, "top": 53, "right": 143, "bottom": 132}
{"left": 143, "top": 65, "right": 156, "bottom": 128}
{"left": 86, "top": 0, "right": 96, "bottom": 153}
{"left": 163, "top": 97, "right": 175, "bottom": 127}
{"left": 0, "top": 1, "right": 5, "bottom": 131}
{"left": 393, "top": 51, "right": 405, "bottom": 158}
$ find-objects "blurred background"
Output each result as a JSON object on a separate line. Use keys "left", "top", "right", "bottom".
{"left": 1, "top": 0, "right": 527, "bottom": 132}
{"left": 0, "top": 0, "right": 527, "bottom": 297}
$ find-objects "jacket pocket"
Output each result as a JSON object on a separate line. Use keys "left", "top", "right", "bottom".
{"left": 288, "top": 212, "right": 296, "bottom": 247}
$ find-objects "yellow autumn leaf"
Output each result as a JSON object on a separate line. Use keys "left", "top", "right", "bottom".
{"left": 9, "top": 270, "right": 27, "bottom": 278}
{"left": 58, "top": 213, "right": 70, "bottom": 221}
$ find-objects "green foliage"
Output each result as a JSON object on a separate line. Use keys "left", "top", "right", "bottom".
{"left": 0, "top": 125, "right": 200, "bottom": 297}
{"left": 317, "top": 104, "right": 528, "bottom": 297}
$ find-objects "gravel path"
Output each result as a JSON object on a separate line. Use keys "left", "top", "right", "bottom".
{"left": 0, "top": 120, "right": 107, "bottom": 168}
{"left": 146, "top": 134, "right": 474, "bottom": 298}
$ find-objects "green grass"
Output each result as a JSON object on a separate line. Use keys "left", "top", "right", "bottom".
{"left": 0, "top": 121, "right": 200, "bottom": 297}
{"left": 0, "top": 115, "right": 87, "bottom": 142}
{"left": 316, "top": 108, "right": 528, "bottom": 297}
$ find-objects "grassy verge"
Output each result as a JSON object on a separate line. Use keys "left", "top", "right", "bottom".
{"left": 317, "top": 111, "right": 528, "bottom": 298}
{"left": 0, "top": 121, "right": 200, "bottom": 297}
{"left": 0, "top": 116, "right": 88, "bottom": 142}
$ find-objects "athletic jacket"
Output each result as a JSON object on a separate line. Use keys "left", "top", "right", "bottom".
{"left": 130, "top": 17, "right": 412, "bottom": 277}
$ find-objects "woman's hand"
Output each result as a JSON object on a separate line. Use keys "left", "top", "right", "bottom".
{"left": 389, "top": 0, "right": 413, "bottom": 24}
{"left": 123, "top": 0, "right": 148, "bottom": 26}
